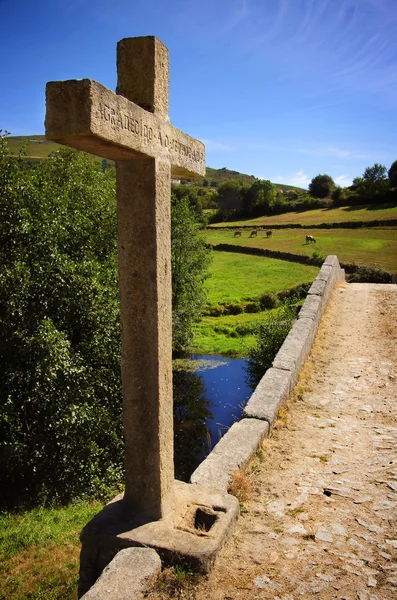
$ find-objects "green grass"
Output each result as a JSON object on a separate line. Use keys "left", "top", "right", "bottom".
{"left": 208, "top": 203, "right": 397, "bottom": 226}
{"left": 6, "top": 136, "right": 65, "bottom": 159}
{"left": 204, "top": 251, "right": 319, "bottom": 306}
{"left": 204, "top": 228, "right": 397, "bottom": 272}
{"left": 192, "top": 312, "right": 267, "bottom": 356}
{"left": 0, "top": 500, "right": 104, "bottom": 600}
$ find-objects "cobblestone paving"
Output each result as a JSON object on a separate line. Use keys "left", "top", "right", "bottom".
{"left": 193, "top": 283, "right": 397, "bottom": 600}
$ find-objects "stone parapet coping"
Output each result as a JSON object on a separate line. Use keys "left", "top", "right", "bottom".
{"left": 80, "top": 548, "right": 161, "bottom": 600}
{"left": 190, "top": 255, "right": 345, "bottom": 492}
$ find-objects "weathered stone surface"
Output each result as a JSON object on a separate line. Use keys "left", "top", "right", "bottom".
{"left": 190, "top": 419, "right": 269, "bottom": 491}
{"left": 272, "top": 317, "right": 315, "bottom": 379}
{"left": 117, "top": 157, "right": 174, "bottom": 521}
{"left": 243, "top": 367, "right": 291, "bottom": 425}
{"left": 117, "top": 37, "right": 169, "bottom": 119}
{"left": 80, "top": 548, "right": 161, "bottom": 600}
{"left": 45, "top": 78, "right": 205, "bottom": 179}
{"left": 298, "top": 294, "right": 323, "bottom": 326}
{"left": 78, "top": 480, "right": 239, "bottom": 596}
{"left": 308, "top": 277, "right": 328, "bottom": 298}
{"left": 316, "top": 264, "right": 333, "bottom": 281}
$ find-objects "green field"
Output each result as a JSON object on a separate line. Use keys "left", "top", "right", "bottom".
{"left": 192, "top": 311, "right": 276, "bottom": 356}
{"left": 204, "top": 228, "right": 397, "bottom": 272}
{"left": 0, "top": 500, "right": 104, "bottom": 600}
{"left": 205, "top": 251, "right": 318, "bottom": 306}
{"left": 209, "top": 203, "right": 397, "bottom": 227}
{"left": 6, "top": 135, "right": 64, "bottom": 158}
{"left": 190, "top": 252, "right": 317, "bottom": 356}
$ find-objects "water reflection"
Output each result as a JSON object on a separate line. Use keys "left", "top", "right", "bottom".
{"left": 173, "top": 355, "right": 252, "bottom": 481}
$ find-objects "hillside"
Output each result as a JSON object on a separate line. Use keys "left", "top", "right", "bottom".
{"left": 7, "top": 135, "right": 306, "bottom": 192}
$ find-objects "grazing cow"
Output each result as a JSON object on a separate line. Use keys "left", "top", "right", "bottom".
{"left": 306, "top": 235, "right": 316, "bottom": 243}
{"left": 266, "top": 230, "right": 272, "bottom": 238}
{"left": 249, "top": 229, "right": 258, "bottom": 238}
{"left": 234, "top": 230, "right": 242, "bottom": 237}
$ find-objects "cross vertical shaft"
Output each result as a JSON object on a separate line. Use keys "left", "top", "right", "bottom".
{"left": 116, "top": 38, "right": 174, "bottom": 522}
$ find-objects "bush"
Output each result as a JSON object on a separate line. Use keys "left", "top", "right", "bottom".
{"left": 246, "top": 304, "right": 296, "bottom": 387}
{"left": 245, "top": 301, "right": 261, "bottom": 313}
{"left": 347, "top": 265, "right": 392, "bottom": 283}
{"left": 0, "top": 137, "right": 123, "bottom": 507}
{"left": 224, "top": 303, "right": 244, "bottom": 315}
{"left": 259, "top": 292, "right": 277, "bottom": 310}
{"left": 171, "top": 195, "right": 212, "bottom": 354}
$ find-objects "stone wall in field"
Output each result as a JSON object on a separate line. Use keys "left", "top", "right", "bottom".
{"left": 190, "top": 255, "right": 345, "bottom": 491}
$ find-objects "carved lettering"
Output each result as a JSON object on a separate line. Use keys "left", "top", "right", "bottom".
{"left": 97, "top": 102, "right": 204, "bottom": 165}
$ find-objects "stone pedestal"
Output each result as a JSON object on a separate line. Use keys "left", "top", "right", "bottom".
{"left": 78, "top": 481, "right": 239, "bottom": 598}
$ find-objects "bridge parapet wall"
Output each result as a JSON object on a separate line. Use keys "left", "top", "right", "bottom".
{"left": 190, "top": 255, "right": 345, "bottom": 492}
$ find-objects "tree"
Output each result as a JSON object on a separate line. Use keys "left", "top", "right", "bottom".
{"left": 359, "top": 163, "right": 388, "bottom": 199}
{"left": 0, "top": 134, "right": 212, "bottom": 506}
{"left": 216, "top": 180, "right": 246, "bottom": 217}
{"left": 363, "top": 163, "right": 387, "bottom": 183}
{"left": 308, "top": 174, "right": 335, "bottom": 198}
{"left": 0, "top": 136, "right": 123, "bottom": 507}
{"left": 171, "top": 195, "right": 212, "bottom": 354}
{"left": 388, "top": 160, "right": 397, "bottom": 188}
{"left": 244, "top": 179, "right": 276, "bottom": 215}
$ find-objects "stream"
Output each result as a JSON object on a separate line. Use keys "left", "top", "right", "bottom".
{"left": 173, "top": 354, "right": 253, "bottom": 481}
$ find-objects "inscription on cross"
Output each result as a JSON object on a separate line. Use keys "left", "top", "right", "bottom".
{"left": 46, "top": 36, "right": 205, "bottom": 524}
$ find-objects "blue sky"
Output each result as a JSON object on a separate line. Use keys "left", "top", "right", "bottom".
{"left": 1, "top": 0, "right": 396, "bottom": 188}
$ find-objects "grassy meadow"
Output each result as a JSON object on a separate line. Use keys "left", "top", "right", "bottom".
{"left": 204, "top": 227, "right": 397, "bottom": 272}
{"left": 0, "top": 501, "right": 104, "bottom": 600}
{"left": 209, "top": 202, "right": 397, "bottom": 227}
{"left": 190, "top": 252, "right": 318, "bottom": 356}
{"left": 204, "top": 251, "right": 318, "bottom": 305}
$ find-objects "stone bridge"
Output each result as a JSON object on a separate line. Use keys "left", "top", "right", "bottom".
{"left": 81, "top": 259, "right": 397, "bottom": 599}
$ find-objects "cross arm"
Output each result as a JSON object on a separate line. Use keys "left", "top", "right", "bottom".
{"left": 45, "top": 79, "right": 205, "bottom": 179}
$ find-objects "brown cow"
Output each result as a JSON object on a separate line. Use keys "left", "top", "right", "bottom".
{"left": 234, "top": 230, "right": 242, "bottom": 237}
{"left": 249, "top": 229, "right": 258, "bottom": 238}
{"left": 266, "top": 230, "right": 272, "bottom": 238}
{"left": 306, "top": 235, "right": 316, "bottom": 243}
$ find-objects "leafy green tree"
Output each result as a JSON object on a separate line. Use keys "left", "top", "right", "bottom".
{"left": 0, "top": 134, "right": 212, "bottom": 506}
{"left": 244, "top": 179, "right": 276, "bottom": 215}
{"left": 388, "top": 160, "right": 397, "bottom": 188}
{"left": 0, "top": 136, "right": 122, "bottom": 507}
{"left": 363, "top": 163, "right": 387, "bottom": 183}
{"left": 171, "top": 195, "right": 212, "bottom": 354}
{"left": 358, "top": 163, "right": 388, "bottom": 199}
{"left": 216, "top": 180, "right": 246, "bottom": 217}
{"left": 308, "top": 174, "right": 335, "bottom": 198}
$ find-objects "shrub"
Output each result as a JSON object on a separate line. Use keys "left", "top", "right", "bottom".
{"left": 245, "top": 301, "right": 261, "bottom": 313}
{"left": 171, "top": 196, "right": 212, "bottom": 354}
{"left": 347, "top": 265, "right": 391, "bottom": 283}
{"left": 0, "top": 138, "right": 123, "bottom": 507}
{"left": 259, "top": 292, "right": 277, "bottom": 310}
{"left": 246, "top": 304, "right": 296, "bottom": 387}
{"left": 224, "top": 303, "right": 244, "bottom": 315}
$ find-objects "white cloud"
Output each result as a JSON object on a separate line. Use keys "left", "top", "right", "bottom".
{"left": 297, "top": 146, "right": 367, "bottom": 160}
{"left": 334, "top": 174, "right": 353, "bottom": 188}
{"left": 202, "top": 139, "right": 235, "bottom": 151}
{"left": 276, "top": 170, "right": 311, "bottom": 188}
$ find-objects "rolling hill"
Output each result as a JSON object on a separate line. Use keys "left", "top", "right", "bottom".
{"left": 6, "top": 135, "right": 306, "bottom": 192}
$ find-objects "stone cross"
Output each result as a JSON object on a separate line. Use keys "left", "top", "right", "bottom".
{"left": 45, "top": 37, "right": 205, "bottom": 524}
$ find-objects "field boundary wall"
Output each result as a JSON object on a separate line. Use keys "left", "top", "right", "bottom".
{"left": 190, "top": 255, "right": 345, "bottom": 492}
{"left": 209, "top": 219, "right": 397, "bottom": 229}
{"left": 211, "top": 242, "right": 380, "bottom": 274}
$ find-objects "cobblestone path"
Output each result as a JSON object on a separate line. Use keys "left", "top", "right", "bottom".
{"left": 193, "top": 282, "right": 397, "bottom": 600}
